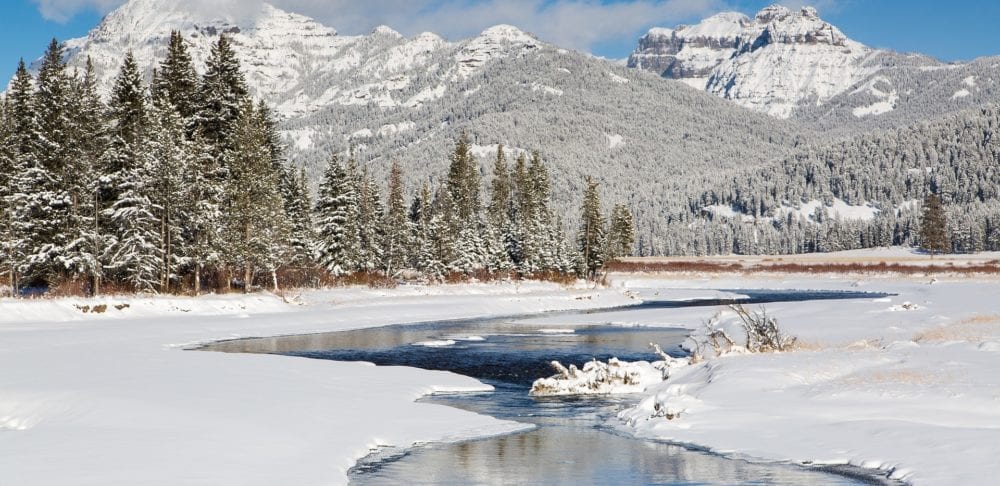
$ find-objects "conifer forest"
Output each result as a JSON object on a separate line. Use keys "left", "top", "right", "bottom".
{"left": 0, "top": 34, "right": 635, "bottom": 295}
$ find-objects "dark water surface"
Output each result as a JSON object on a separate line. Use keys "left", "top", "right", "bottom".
{"left": 203, "top": 289, "right": 897, "bottom": 485}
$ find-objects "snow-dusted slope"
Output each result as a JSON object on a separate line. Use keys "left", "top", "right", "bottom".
{"left": 629, "top": 5, "right": 888, "bottom": 118}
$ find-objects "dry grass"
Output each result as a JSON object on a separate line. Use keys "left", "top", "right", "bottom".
{"left": 914, "top": 315, "right": 1000, "bottom": 343}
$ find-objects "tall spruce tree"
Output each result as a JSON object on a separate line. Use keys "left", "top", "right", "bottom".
{"left": 381, "top": 161, "right": 410, "bottom": 276}
{"left": 607, "top": 203, "right": 636, "bottom": 259}
{"left": 102, "top": 53, "right": 163, "bottom": 292}
{"left": 446, "top": 133, "right": 481, "bottom": 221}
{"left": 4, "top": 60, "right": 41, "bottom": 293}
{"left": 20, "top": 39, "right": 80, "bottom": 284}
{"left": 184, "top": 132, "right": 226, "bottom": 293}
{"left": 223, "top": 101, "right": 289, "bottom": 292}
{"left": 61, "top": 58, "right": 106, "bottom": 290}
{"left": 577, "top": 177, "right": 606, "bottom": 279}
{"left": 195, "top": 34, "right": 248, "bottom": 159}
{"left": 920, "top": 193, "right": 950, "bottom": 255}
{"left": 146, "top": 102, "right": 192, "bottom": 290}
{"left": 314, "top": 155, "right": 359, "bottom": 276}
{"left": 357, "top": 168, "right": 384, "bottom": 272}
{"left": 152, "top": 31, "right": 199, "bottom": 122}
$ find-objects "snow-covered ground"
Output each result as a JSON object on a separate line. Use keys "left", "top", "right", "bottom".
{"left": 524, "top": 270, "right": 1000, "bottom": 485}
{"left": 4, "top": 254, "right": 1000, "bottom": 485}
{"left": 0, "top": 282, "right": 633, "bottom": 485}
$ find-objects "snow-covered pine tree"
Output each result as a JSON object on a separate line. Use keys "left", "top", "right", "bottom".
{"left": 920, "top": 193, "right": 950, "bottom": 255}
{"left": 222, "top": 101, "right": 290, "bottom": 292}
{"left": 509, "top": 153, "right": 531, "bottom": 270}
{"left": 526, "top": 152, "right": 556, "bottom": 271}
{"left": 276, "top": 164, "right": 315, "bottom": 268}
{"left": 357, "top": 168, "right": 384, "bottom": 273}
{"left": 102, "top": 53, "right": 162, "bottom": 293}
{"left": 152, "top": 30, "right": 200, "bottom": 122}
{"left": 195, "top": 34, "right": 248, "bottom": 159}
{"left": 3, "top": 60, "right": 41, "bottom": 293}
{"left": 424, "top": 185, "right": 460, "bottom": 279}
{"left": 485, "top": 145, "right": 514, "bottom": 273}
{"left": 313, "top": 154, "right": 359, "bottom": 276}
{"left": 183, "top": 131, "right": 226, "bottom": 293}
{"left": 487, "top": 145, "right": 511, "bottom": 230}
{"left": 606, "top": 203, "right": 636, "bottom": 260}
{"left": 0, "top": 95, "right": 15, "bottom": 294}
{"left": 60, "top": 58, "right": 107, "bottom": 291}
{"left": 381, "top": 161, "right": 410, "bottom": 277}
{"left": 577, "top": 177, "right": 607, "bottom": 279}
{"left": 146, "top": 98, "right": 192, "bottom": 291}
{"left": 409, "top": 183, "right": 432, "bottom": 272}
{"left": 446, "top": 133, "right": 481, "bottom": 221}
{"left": 13, "top": 41, "right": 85, "bottom": 286}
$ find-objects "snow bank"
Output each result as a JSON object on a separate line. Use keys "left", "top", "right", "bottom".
{"left": 590, "top": 276, "right": 1000, "bottom": 485}
{"left": 0, "top": 282, "right": 633, "bottom": 485}
{"left": 530, "top": 358, "right": 667, "bottom": 396}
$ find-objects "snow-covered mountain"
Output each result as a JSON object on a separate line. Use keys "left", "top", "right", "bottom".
{"left": 629, "top": 5, "right": 892, "bottom": 118}
{"left": 54, "top": 0, "right": 542, "bottom": 119}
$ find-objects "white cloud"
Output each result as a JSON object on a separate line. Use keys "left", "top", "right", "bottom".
{"left": 31, "top": 0, "right": 729, "bottom": 53}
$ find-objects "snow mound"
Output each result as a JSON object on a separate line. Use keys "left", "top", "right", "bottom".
{"left": 538, "top": 328, "right": 575, "bottom": 334}
{"left": 530, "top": 358, "right": 667, "bottom": 396}
{"left": 413, "top": 339, "right": 457, "bottom": 347}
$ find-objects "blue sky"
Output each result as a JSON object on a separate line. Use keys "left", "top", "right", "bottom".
{"left": 3, "top": 0, "right": 1000, "bottom": 82}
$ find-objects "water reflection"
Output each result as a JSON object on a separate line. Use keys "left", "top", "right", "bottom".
{"left": 355, "top": 425, "right": 871, "bottom": 485}
{"left": 199, "top": 289, "right": 898, "bottom": 486}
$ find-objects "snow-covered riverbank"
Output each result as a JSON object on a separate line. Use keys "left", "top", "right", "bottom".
{"left": 525, "top": 274, "right": 1000, "bottom": 485}
{"left": 0, "top": 282, "right": 633, "bottom": 485}
{"left": 4, "top": 269, "right": 1000, "bottom": 485}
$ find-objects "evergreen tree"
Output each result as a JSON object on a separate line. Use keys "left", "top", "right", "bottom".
{"left": 195, "top": 34, "right": 248, "bottom": 159}
{"left": 410, "top": 183, "right": 433, "bottom": 272}
{"left": 223, "top": 101, "right": 289, "bottom": 292}
{"left": 487, "top": 145, "right": 511, "bottom": 229}
{"left": 381, "top": 161, "right": 410, "bottom": 276}
{"left": 313, "top": 155, "right": 359, "bottom": 276}
{"left": 424, "top": 186, "right": 460, "bottom": 279}
{"left": 607, "top": 203, "right": 636, "bottom": 259}
{"left": 146, "top": 103, "right": 192, "bottom": 290}
{"left": 357, "top": 168, "right": 384, "bottom": 272}
{"left": 3, "top": 60, "right": 41, "bottom": 293}
{"left": 279, "top": 165, "right": 316, "bottom": 267}
{"left": 920, "top": 193, "right": 950, "bottom": 255}
{"left": 184, "top": 132, "right": 226, "bottom": 293}
{"left": 101, "top": 53, "right": 163, "bottom": 292}
{"left": 22, "top": 39, "right": 78, "bottom": 284}
{"left": 152, "top": 31, "right": 200, "bottom": 121}
{"left": 61, "top": 58, "right": 107, "bottom": 290}
{"left": 577, "top": 177, "right": 606, "bottom": 279}
{"left": 446, "top": 133, "right": 481, "bottom": 221}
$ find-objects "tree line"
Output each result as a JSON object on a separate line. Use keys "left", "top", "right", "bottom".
{"left": 0, "top": 33, "right": 635, "bottom": 296}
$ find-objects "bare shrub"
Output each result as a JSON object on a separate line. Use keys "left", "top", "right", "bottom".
{"left": 729, "top": 304, "right": 797, "bottom": 352}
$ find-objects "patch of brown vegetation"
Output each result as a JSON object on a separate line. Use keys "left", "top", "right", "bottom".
{"left": 914, "top": 315, "right": 1000, "bottom": 343}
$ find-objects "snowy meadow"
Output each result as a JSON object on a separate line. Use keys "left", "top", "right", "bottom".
{"left": 3, "top": 250, "right": 1000, "bottom": 484}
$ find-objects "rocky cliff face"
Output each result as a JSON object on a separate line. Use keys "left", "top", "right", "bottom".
{"left": 629, "top": 5, "right": 891, "bottom": 118}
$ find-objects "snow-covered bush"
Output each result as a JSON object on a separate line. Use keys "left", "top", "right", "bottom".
{"left": 685, "top": 305, "right": 797, "bottom": 359}
{"left": 529, "top": 343, "right": 690, "bottom": 396}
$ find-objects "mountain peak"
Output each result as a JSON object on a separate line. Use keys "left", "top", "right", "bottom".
{"left": 477, "top": 24, "right": 537, "bottom": 44}
{"left": 629, "top": 4, "right": 871, "bottom": 117}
